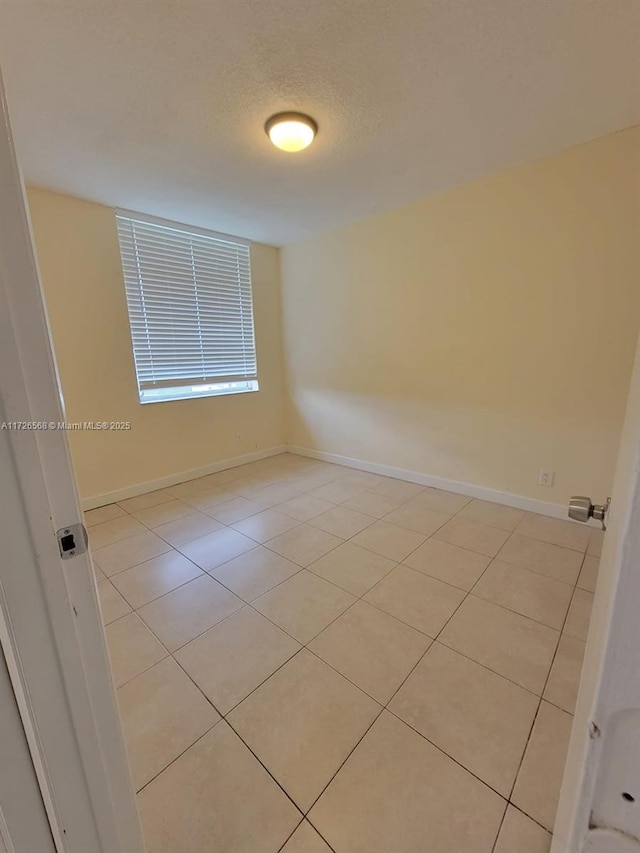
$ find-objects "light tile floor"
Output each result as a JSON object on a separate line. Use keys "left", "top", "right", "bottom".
{"left": 86, "top": 452, "right": 602, "bottom": 853}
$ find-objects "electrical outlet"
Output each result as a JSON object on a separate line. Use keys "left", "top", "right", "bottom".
{"left": 539, "top": 469, "right": 555, "bottom": 487}
{"left": 235, "top": 433, "right": 244, "bottom": 445}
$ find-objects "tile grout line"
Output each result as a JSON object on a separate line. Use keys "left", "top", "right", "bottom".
{"left": 489, "top": 538, "right": 588, "bottom": 848}
{"left": 262, "top": 519, "right": 510, "bottom": 824}
{"left": 300, "top": 520, "right": 560, "bottom": 840}
{"left": 110, "top": 473, "right": 455, "bottom": 825}
{"left": 102, "top": 466, "right": 586, "bottom": 698}
{"left": 90, "top": 453, "right": 595, "bottom": 848}
{"left": 135, "top": 645, "right": 311, "bottom": 823}
{"left": 100, "top": 490, "right": 575, "bottom": 677}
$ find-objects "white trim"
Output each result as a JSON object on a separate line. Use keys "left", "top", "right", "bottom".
{"left": 287, "top": 444, "right": 601, "bottom": 525}
{"left": 0, "top": 810, "right": 13, "bottom": 853}
{"left": 82, "top": 444, "right": 287, "bottom": 509}
{"left": 0, "top": 602, "right": 59, "bottom": 850}
{"left": 0, "top": 64, "right": 144, "bottom": 852}
{"left": 552, "top": 333, "right": 640, "bottom": 851}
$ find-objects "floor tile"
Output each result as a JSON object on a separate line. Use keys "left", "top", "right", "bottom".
{"left": 181, "top": 485, "right": 239, "bottom": 511}
{"left": 389, "top": 643, "right": 537, "bottom": 796}
{"left": 110, "top": 551, "right": 203, "bottom": 609}
{"left": 281, "top": 821, "right": 333, "bottom": 853}
{"left": 232, "top": 508, "right": 300, "bottom": 543}
{"left": 382, "top": 504, "right": 451, "bottom": 536}
{"left": 254, "top": 571, "right": 355, "bottom": 644}
{"left": 210, "top": 546, "right": 301, "bottom": 601}
{"left": 117, "top": 657, "right": 219, "bottom": 790}
{"left": 497, "top": 535, "right": 583, "bottom": 584}
{"left": 249, "top": 483, "right": 303, "bottom": 508}
{"left": 309, "top": 601, "right": 431, "bottom": 704}
{"left": 439, "top": 596, "right": 559, "bottom": 694}
{"left": 96, "top": 579, "right": 131, "bottom": 625}
{"left": 512, "top": 701, "right": 573, "bottom": 831}
{"left": 105, "top": 612, "right": 167, "bottom": 687}
{"left": 137, "top": 721, "right": 300, "bottom": 853}
{"left": 372, "top": 479, "right": 426, "bottom": 501}
{"left": 403, "top": 538, "right": 490, "bottom": 591}
{"left": 229, "top": 474, "right": 271, "bottom": 496}
{"left": 588, "top": 529, "right": 605, "bottom": 558}
{"left": 92, "top": 457, "right": 581, "bottom": 850}
{"left": 137, "top": 575, "right": 243, "bottom": 651}
{"left": 309, "top": 506, "right": 376, "bottom": 539}
{"left": 267, "top": 525, "right": 342, "bottom": 568}
{"left": 276, "top": 494, "right": 336, "bottom": 522}
{"left": 364, "top": 565, "right": 464, "bottom": 637}
{"left": 228, "top": 650, "right": 380, "bottom": 811}
{"left": 131, "top": 499, "right": 194, "bottom": 529}
{"left": 433, "top": 517, "right": 510, "bottom": 558}
{"left": 89, "top": 515, "right": 148, "bottom": 550}
{"left": 175, "top": 607, "right": 301, "bottom": 714}
{"left": 577, "top": 555, "right": 599, "bottom": 593}
{"left": 308, "top": 481, "right": 368, "bottom": 504}
{"left": 341, "top": 490, "right": 407, "bottom": 518}
{"left": 564, "top": 588, "right": 594, "bottom": 641}
{"left": 309, "top": 711, "right": 505, "bottom": 853}
{"left": 117, "top": 489, "right": 175, "bottom": 514}
{"left": 404, "top": 487, "right": 471, "bottom": 514}
{"left": 544, "top": 633, "right": 586, "bottom": 714}
{"left": 308, "top": 542, "right": 396, "bottom": 596}
{"left": 177, "top": 527, "right": 257, "bottom": 571}
{"left": 207, "top": 496, "right": 263, "bottom": 524}
{"left": 339, "top": 471, "right": 387, "bottom": 489}
{"left": 153, "top": 511, "right": 223, "bottom": 547}
{"left": 85, "top": 503, "right": 126, "bottom": 527}
{"left": 286, "top": 472, "right": 340, "bottom": 493}
{"left": 207, "top": 466, "right": 257, "bottom": 486}
{"left": 457, "top": 499, "right": 525, "bottom": 531}
{"left": 515, "top": 514, "right": 590, "bottom": 552}
{"left": 494, "top": 806, "right": 551, "bottom": 853}
{"left": 351, "top": 521, "right": 426, "bottom": 562}
{"left": 472, "top": 561, "right": 573, "bottom": 629}
{"left": 92, "top": 530, "right": 172, "bottom": 577}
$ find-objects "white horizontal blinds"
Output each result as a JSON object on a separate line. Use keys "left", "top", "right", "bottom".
{"left": 116, "top": 214, "right": 257, "bottom": 391}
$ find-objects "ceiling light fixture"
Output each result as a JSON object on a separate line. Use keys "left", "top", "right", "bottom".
{"left": 264, "top": 112, "right": 317, "bottom": 152}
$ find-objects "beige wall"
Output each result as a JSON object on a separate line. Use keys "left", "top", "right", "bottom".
{"left": 27, "top": 188, "right": 286, "bottom": 503}
{"left": 281, "top": 128, "right": 640, "bottom": 505}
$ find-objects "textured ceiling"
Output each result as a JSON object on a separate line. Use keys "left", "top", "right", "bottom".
{"left": 1, "top": 0, "right": 639, "bottom": 245}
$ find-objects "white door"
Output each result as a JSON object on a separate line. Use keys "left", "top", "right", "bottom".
{"left": 0, "top": 59, "right": 144, "bottom": 852}
{"left": 553, "top": 329, "right": 640, "bottom": 852}
{"left": 0, "top": 644, "right": 55, "bottom": 853}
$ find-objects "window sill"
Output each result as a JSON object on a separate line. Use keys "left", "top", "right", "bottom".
{"left": 138, "top": 380, "right": 259, "bottom": 404}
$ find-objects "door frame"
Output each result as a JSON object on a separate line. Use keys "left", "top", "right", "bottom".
{"left": 0, "top": 642, "right": 56, "bottom": 852}
{"left": 552, "top": 333, "right": 640, "bottom": 852}
{"left": 0, "top": 64, "right": 144, "bottom": 852}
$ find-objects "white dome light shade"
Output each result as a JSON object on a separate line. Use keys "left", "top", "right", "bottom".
{"left": 265, "top": 112, "right": 317, "bottom": 152}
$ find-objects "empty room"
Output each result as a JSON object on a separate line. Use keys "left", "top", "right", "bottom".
{"left": 0, "top": 2, "right": 639, "bottom": 853}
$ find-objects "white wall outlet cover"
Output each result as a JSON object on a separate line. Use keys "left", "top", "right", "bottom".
{"left": 539, "top": 470, "right": 555, "bottom": 487}
{"left": 582, "top": 828, "right": 640, "bottom": 852}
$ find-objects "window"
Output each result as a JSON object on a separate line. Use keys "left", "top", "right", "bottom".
{"left": 116, "top": 211, "right": 258, "bottom": 404}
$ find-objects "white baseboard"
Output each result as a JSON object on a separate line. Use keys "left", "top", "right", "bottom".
{"left": 84, "top": 440, "right": 598, "bottom": 528}
{"left": 82, "top": 445, "right": 287, "bottom": 510}
{"left": 287, "top": 444, "right": 599, "bottom": 525}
